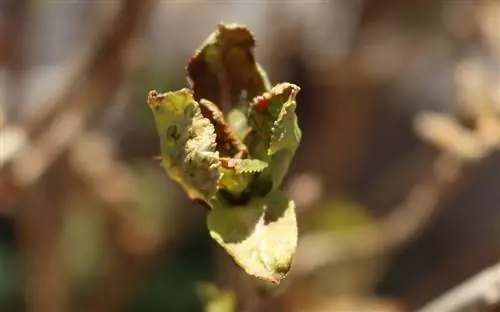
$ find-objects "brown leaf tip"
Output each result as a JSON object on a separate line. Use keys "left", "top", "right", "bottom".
{"left": 147, "top": 90, "right": 163, "bottom": 109}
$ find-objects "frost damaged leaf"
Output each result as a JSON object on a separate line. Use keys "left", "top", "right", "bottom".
{"left": 246, "top": 83, "right": 302, "bottom": 190}
{"left": 147, "top": 89, "right": 220, "bottom": 202}
{"left": 187, "top": 23, "right": 271, "bottom": 109}
{"left": 146, "top": 23, "right": 302, "bottom": 284}
{"left": 207, "top": 190, "right": 298, "bottom": 284}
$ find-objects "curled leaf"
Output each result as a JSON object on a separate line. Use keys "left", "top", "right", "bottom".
{"left": 246, "top": 83, "right": 300, "bottom": 153}
{"left": 199, "top": 99, "right": 248, "bottom": 158}
{"left": 187, "top": 23, "right": 271, "bottom": 110}
{"left": 147, "top": 89, "right": 220, "bottom": 201}
{"left": 245, "top": 83, "right": 302, "bottom": 190}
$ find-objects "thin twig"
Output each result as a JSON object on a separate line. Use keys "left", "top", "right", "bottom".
{"left": 417, "top": 261, "right": 500, "bottom": 312}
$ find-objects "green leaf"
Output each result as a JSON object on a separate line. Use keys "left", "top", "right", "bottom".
{"left": 147, "top": 89, "right": 221, "bottom": 202}
{"left": 245, "top": 83, "right": 301, "bottom": 157}
{"left": 269, "top": 97, "right": 301, "bottom": 156}
{"left": 234, "top": 158, "right": 268, "bottom": 173}
{"left": 207, "top": 190, "right": 298, "bottom": 284}
{"left": 227, "top": 108, "right": 250, "bottom": 141}
{"left": 216, "top": 158, "right": 267, "bottom": 196}
{"left": 244, "top": 83, "right": 302, "bottom": 190}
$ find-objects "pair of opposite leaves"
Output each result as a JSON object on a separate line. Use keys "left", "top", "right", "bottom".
{"left": 147, "top": 23, "right": 301, "bottom": 284}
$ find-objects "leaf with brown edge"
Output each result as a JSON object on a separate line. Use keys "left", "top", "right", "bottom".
{"left": 186, "top": 23, "right": 271, "bottom": 111}
{"left": 146, "top": 88, "right": 221, "bottom": 203}
{"left": 244, "top": 83, "right": 302, "bottom": 191}
{"left": 207, "top": 190, "right": 298, "bottom": 284}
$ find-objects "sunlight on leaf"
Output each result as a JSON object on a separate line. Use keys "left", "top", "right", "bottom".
{"left": 207, "top": 190, "right": 297, "bottom": 284}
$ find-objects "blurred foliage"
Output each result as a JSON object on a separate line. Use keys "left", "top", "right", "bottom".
{"left": 196, "top": 282, "right": 236, "bottom": 312}
{"left": 299, "top": 199, "right": 386, "bottom": 296}
{"left": 0, "top": 239, "right": 22, "bottom": 310}
{"left": 126, "top": 230, "right": 214, "bottom": 312}
{"left": 304, "top": 198, "right": 374, "bottom": 236}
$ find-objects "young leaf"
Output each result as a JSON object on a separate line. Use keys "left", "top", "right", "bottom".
{"left": 216, "top": 158, "right": 268, "bottom": 196}
{"left": 245, "top": 83, "right": 302, "bottom": 190}
{"left": 220, "top": 158, "right": 268, "bottom": 174}
{"left": 207, "top": 190, "right": 298, "bottom": 284}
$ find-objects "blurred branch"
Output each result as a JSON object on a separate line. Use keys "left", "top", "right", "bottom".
{"left": 1, "top": 0, "right": 29, "bottom": 122}
{"left": 293, "top": 18, "right": 500, "bottom": 273}
{"left": 294, "top": 107, "right": 499, "bottom": 274}
{"left": 21, "top": 0, "right": 149, "bottom": 137}
{"left": 0, "top": 0, "right": 152, "bottom": 192}
{"left": 69, "top": 132, "right": 150, "bottom": 312}
{"left": 417, "top": 261, "right": 500, "bottom": 312}
{"left": 1, "top": 1, "right": 153, "bottom": 312}
{"left": 68, "top": 131, "right": 202, "bottom": 312}
{"left": 16, "top": 156, "right": 73, "bottom": 312}
{"left": 293, "top": 151, "right": 465, "bottom": 274}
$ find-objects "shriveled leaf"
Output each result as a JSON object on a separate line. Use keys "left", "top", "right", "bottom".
{"left": 187, "top": 23, "right": 271, "bottom": 109}
{"left": 245, "top": 83, "right": 302, "bottom": 190}
{"left": 207, "top": 190, "right": 298, "bottom": 284}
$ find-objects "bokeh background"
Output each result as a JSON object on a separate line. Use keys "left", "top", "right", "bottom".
{"left": 0, "top": 1, "right": 499, "bottom": 311}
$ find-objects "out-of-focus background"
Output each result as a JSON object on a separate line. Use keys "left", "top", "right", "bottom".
{"left": 0, "top": 1, "right": 499, "bottom": 311}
